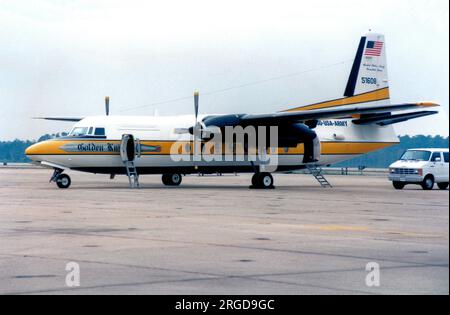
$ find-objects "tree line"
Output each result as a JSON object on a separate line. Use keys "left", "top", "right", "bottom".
{"left": 0, "top": 134, "right": 448, "bottom": 167}
{"left": 334, "top": 135, "right": 449, "bottom": 168}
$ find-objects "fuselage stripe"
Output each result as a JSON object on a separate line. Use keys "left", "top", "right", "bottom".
{"left": 26, "top": 141, "right": 397, "bottom": 156}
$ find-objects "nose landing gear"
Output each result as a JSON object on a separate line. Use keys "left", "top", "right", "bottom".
{"left": 50, "top": 168, "right": 72, "bottom": 189}
{"left": 56, "top": 174, "right": 71, "bottom": 189}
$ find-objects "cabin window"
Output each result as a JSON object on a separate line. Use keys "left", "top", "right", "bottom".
{"left": 88, "top": 127, "right": 94, "bottom": 135}
{"left": 94, "top": 128, "right": 106, "bottom": 136}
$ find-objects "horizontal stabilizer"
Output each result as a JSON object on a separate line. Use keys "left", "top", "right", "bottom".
{"left": 33, "top": 117, "right": 83, "bottom": 122}
{"left": 352, "top": 111, "right": 438, "bottom": 126}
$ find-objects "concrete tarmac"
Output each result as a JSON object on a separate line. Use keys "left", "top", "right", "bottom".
{"left": 0, "top": 169, "right": 448, "bottom": 295}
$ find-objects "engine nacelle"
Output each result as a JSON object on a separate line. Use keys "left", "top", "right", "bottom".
{"left": 278, "top": 124, "right": 320, "bottom": 163}
{"left": 201, "top": 117, "right": 321, "bottom": 163}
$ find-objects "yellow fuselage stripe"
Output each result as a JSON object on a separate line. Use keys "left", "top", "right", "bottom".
{"left": 26, "top": 140, "right": 397, "bottom": 156}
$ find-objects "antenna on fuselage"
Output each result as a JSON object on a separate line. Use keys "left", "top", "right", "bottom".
{"left": 105, "top": 96, "right": 110, "bottom": 116}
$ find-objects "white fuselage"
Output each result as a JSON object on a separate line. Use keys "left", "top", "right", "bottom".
{"left": 26, "top": 114, "right": 399, "bottom": 174}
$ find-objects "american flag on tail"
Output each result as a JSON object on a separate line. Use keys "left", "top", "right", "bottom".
{"left": 365, "top": 41, "right": 383, "bottom": 57}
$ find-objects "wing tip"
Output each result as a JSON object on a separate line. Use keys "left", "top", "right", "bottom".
{"left": 417, "top": 102, "right": 440, "bottom": 108}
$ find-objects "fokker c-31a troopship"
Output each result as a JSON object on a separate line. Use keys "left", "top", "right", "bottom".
{"left": 25, "top": 33, "right": 440, "bottom": 189}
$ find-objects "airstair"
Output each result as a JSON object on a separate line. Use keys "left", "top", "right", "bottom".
{"left": 121, "top": 134, "right": 140, "bottom": 188}
{"left": 124, "top": 160, "right": 139, "bottom": 188}
{"left": 305, "top": 164, "right": 332, "bottom": 188}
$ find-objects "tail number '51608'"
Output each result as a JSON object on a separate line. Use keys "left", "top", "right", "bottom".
{"left": 362, "top": 77, "right": 377, "bottom": 85}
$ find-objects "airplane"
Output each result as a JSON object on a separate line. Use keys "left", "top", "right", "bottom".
{"left": 25, "top": 33, "right": 440, "bottom": 189}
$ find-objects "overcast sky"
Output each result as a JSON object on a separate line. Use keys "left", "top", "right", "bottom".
{"left": 0, "top": 0, "right": 448, "bottom": 140}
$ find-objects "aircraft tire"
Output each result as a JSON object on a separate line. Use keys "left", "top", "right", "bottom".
{"left": 251, "top": 173, "right": 274, "bottom": 189}
{"left": 162, "top": 173, "right": 182, "bottom": 186}
{"left": 56, "top": 174, "right": 71, "bottom": 189}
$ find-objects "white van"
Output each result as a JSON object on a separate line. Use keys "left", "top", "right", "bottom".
{"left": 389, "top": 148, "right": 449, "bottom": 190}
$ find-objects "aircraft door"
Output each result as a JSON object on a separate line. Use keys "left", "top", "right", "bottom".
{"left": 312, "top": 136, "right": 321, "bottom": 163}
{"left": 120, "top": 134, "right": 136, "bottom": 162}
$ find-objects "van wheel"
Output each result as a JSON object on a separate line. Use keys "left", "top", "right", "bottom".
{"left": 392, "top": 181, "right": 405, "bottom": 190}
{"left": 421, "top": 176, "right": 434, "bottom": 190}
{"left": 437, "top": 183, "right": 449, "bottom": 190}
{"left": 162, "top": 173, "right": 182, "bottom": 186}
{"left": 56, "top": 174, "right": 71, "bottom": 189}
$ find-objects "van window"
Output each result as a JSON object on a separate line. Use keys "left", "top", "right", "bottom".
{"left": 444, "top": 152, "right": 449, "bottom": 163}
{"left": 400, "top": 150, "right": 431, "bottom": 161}
{"left": 94, "top": 128, "right": 106, "bottom": 136}
{"left": 430, "top": 152, "right": 441, "bottom": 162}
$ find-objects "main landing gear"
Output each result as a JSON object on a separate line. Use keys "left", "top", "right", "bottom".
{"left": 251, "top": 172, "right": 274, "bottom": 189}
{"left": 50, "top": 168, "right": 71, "bottom": 189}
{"left": 162, "top": 173, "right": 183, "bottom": 186}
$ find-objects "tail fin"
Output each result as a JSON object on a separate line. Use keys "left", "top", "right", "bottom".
{"left": 285, "top": 33, "right": 391, "bottom": 112}
{"left": 344, "top": 33, "right": 390, "bottom": 100}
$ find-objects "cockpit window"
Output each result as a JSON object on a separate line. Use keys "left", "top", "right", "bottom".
{"left": 94, "top": 128, "right": 105, "bottom": 136}
{"left": 69, "top": 127, "right": 105, "bottom": 137}
{"left": 70, "top": 127, "right": 89, "bottom": 136}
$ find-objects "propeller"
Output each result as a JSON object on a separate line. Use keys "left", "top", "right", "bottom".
{"left": 105, "top": 96, "right": 110, "bottom": 116}
{"left": 193, "top": 91, "right": 201, "bottom": 164}
{"left": 173, "top": 91, "right": 201, "bottom": 135}
{"left": 194, "top": 91, "right": 199, "bottom": 123}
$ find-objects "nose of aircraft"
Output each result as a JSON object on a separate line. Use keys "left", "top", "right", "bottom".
{"left": 25, "top": 141, "right": 47, "bottom": 161}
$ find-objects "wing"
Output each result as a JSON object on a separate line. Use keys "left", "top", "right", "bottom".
{"left": 239, "top": 102, "right": 439, "bottom": 125}
{"left": 33, "top": 117, "right": 84, "bottom": 122}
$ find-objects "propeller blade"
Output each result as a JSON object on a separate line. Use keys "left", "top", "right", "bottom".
{"left": 194, "top": 91, "right": 199, "bottom": 122}
{"left": 193, "top": 91, "right": 201, "bottom": 164}
{"left": 32, "top": 117, "right": 83, "bottom": 122}
{"left": 105, "top": 96, "right": 110, "bottom": 116}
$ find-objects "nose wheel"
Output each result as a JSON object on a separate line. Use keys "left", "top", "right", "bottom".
{"left": 50, "top": 168, "right": 71, "bottom": 189}
{"left": 56, "top": 174, "right": 71, "bottom": 189}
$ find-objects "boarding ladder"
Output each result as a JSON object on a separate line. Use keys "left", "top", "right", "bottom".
{"left": 124, "top": 160, "right": 139, "bottom": 188}
{"left": 305, "top": 164, "right": 332, "bottom": 188}
{"left": 120, "top": 134, "right": 140, "bottom": 189}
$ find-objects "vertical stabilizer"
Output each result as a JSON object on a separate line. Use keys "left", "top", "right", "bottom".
{"left": 344, "top": 33, "right": 390, "bottom": 100}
